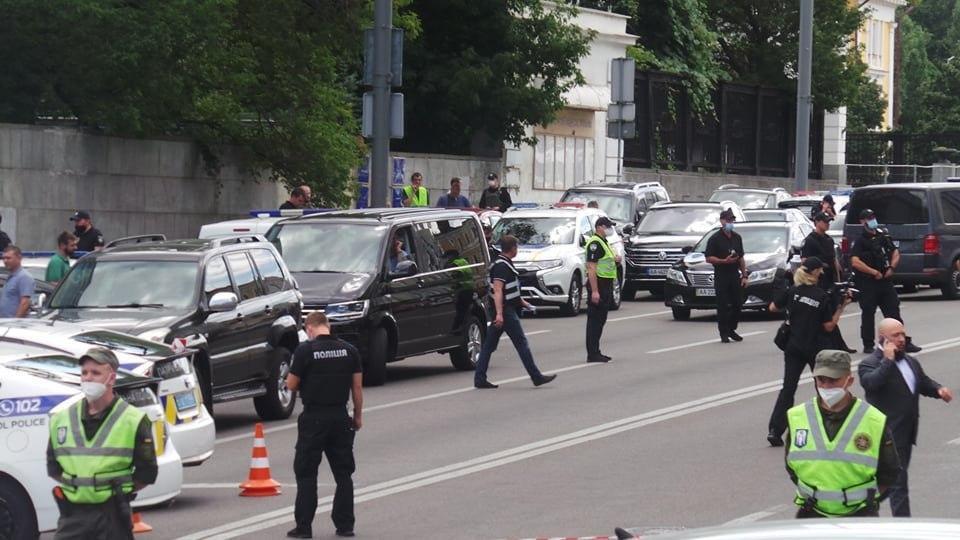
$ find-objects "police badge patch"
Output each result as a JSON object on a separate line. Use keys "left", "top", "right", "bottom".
{"left": 795, "top": 429, "right": 808, "bottom": 448}
{"left": 854, "top": 433, "right": 872, "bottom": 452}
{"left": 57, "top": 426, "right": 68, "bottom": 444}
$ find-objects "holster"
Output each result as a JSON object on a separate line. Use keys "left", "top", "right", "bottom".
{"left": 111, "top": 483, "right": 132, "bottom": 526}
{"left": 52, "top": 486, "right": 72, "bottom": 517}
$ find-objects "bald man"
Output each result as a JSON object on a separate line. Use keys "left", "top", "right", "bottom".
{"left": 859, "top": 318, "right": 953, "bottom": 517}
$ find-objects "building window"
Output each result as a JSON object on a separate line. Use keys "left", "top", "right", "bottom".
{"left": 866, "top": 20, "right": 883, "bottom": 69}
{"left": 533, "top": 134, "right": 594, "bottom": 190}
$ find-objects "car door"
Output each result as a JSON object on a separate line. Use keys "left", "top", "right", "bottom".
{"left": 409, "top": 219, "right": 457, "bottom": 351}
{"left": 431, "top": 217, "right": 487, "bottom": 347}
{"left": 383, "top": 226, "right": 427, "bottom": 357}
{"left": 201, "top": 255, "right": 250, "bottom": 387}
{"left": 223, "top": 251, "right": 271, "bottom": 381}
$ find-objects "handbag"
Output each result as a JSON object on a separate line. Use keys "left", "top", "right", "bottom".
{"left": 774, "top": 321, "right": 791, "bottom": 351}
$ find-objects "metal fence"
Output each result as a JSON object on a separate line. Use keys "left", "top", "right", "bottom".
{"left": 846, "top": 132, "right": 960, "bottom": 166}
{"left": 843, "top": 164, "right": 960, "bottom": 187}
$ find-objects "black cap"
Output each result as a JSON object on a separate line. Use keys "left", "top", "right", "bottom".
{"left": 859, "top": 208, "right": 876, "bottom": 219}
{"left": 823, "top": 194, "right": 834, "bottom": 203}
{"left": 719, "top": 208, "right": 736, "bottom": 221}
{"left": 813, "top": 211, "right": 834, "bottom": 223}
{"left": 486, "top": 172, "right": 499, "bottom": 180}
{"left": 70, "top": 210, "right": 91, "bottom": 221}
{"left": 802, "top": 256, "right": 826, "bottom": 271}
{"left": 595, "top": 216, "right": 615, "bottom": 228}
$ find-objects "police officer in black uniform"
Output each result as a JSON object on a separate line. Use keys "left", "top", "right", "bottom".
{"left": 705, "top": 208, "right": 747, "bottom": 343}
{"left": 850, "top": 208, "right": 921, "bottom": 354}
{"left": 70, "top": 211, "right": 105, "bottom": 252}
{"left": 801, "top": 212, "right": 856, "bottom": 353}
{"left": 286, "top": 312, "right": 363, "bottom": 539}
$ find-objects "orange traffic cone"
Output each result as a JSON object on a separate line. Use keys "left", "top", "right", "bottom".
{"left": 131, "top": 512, "right": 153, "bottom": 533}
{"left": 239, "top": 423, "right": 281, "bottom": 497}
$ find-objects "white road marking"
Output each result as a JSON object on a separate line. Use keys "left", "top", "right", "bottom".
{"left": 647, "top": 331, "right": 767, "bottom": 354}
{"left": 501, "top": 329, "right": 552, "bottom": 340}
{"left": 608, "top": 310, "right": 672, "bottom": 322}
{"left": 721, "top": 504, "right": 792, "bottom": 526}
{"left": 947, "top": 436, "right": 960, "bottom": 446}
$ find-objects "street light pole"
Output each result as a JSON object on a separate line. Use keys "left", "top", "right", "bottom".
{"left": 370, "top": 0, "right": 393, "bottom": 208}
{"left": 794, "top": 0, "right": 814, "bottom": 192}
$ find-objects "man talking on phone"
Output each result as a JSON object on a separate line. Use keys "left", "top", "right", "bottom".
{"left": 705, "top": 208, "right": 747, "bottom": 343}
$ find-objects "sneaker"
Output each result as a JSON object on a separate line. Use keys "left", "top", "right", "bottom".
{"left": 729, "top": 332, "right": 743, "bottom": 342}
{"left": 601, "top": 354, "right": 612, "bottom": 361}
{"left": 474, "top": 380, "right": 498, "bottom": 389}
{"left": 587, "top": 354, "right": 610, "bottom": 363}
{"left": 720, "top": 336, "right": 730, "bottom": 344}
{"left": 336, "top": 530, "right": 355, "bottom": 538}
{"left": 533, "top": 374, "right": 557, "bottom": 387}
{"left": 287, "top": 528, "right": 312, "bottom": 539}
{"left": 767, "top": 430, "right": 784, "bottom": 447}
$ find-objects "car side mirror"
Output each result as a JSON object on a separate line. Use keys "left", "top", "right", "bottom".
{"left": 683, "top": 252, "right": 706, "bottom": 265}
{"left": 622, "top": 223, "right": 635, "bottom": 236}
{"left": 681, "top": 245, "right": 693, "bottom": 254}
{"left": 389, "top": 260, "right": 419, "bottom": 280}
{"left": 209, "top": 291, "right": 239, "bottom": 312}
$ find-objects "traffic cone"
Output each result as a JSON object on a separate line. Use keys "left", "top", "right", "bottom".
{"left": 131, "top": 512, "right": 153, "bottom": 533}
{"left": 239, "top": 423, "right": 281, "bottom": 497}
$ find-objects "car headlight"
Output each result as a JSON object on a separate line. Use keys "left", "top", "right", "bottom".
{"left": 138, "top": 327, "right": 171, "bottom": 343}
{"left": 747, "top": 268, "right": 778, "bottom": 284}
{"left": 516, "top": 259, "right": 562, "bottom": 271}
{"left": 325, "top": 300, "right": 369, "bottom": 321}
{"left": 666, "top": 268, "right": 687, "bottom": 285}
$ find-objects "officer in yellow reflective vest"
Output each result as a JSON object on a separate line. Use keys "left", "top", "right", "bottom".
{"left": 401, "top": 172, "right": 429, "bottom": 207}
{"left": 585, "top": 216, "right": 620, "bottom": 363}
{"left": 785, "top": 350, "right": 901, "bottom": 518}
{"left": 47, "top": 348, "right": 158, "bottom": 540}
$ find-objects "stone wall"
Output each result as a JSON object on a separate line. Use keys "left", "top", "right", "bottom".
{"left": 0, "top": 124, "right": 285, "bottom": 250}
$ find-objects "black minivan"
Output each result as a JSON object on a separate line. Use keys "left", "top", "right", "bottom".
{"left": 842, "top": 183, "right": 960, "bottom": 299}
{"left": 265, "top": 208, "right": 490, "bottom": 385}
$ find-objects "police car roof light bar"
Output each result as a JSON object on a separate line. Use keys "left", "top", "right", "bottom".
{"left": 247, "top": 209, "right": 333, "bottom": 218}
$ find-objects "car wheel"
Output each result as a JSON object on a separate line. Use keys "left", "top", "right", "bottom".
{"left": 671, "top": 306, "right": 691, "bottom": 321}
{"left": 364, "top": 327, "right": 389, "bottom": 386}
{"left": 560, "top": 275, "right": 582, "bottom": 316}
{"left": 942, "top": 264, "right": 960, "bottom": 300}
{"left": 899, "top": 282, "right": 918, "bottom": 294}
{"left": 254, "top": 347, "right": 297, "bottom": 420}
{"left": 0, "top": 478, "right": 38, "bottom": 540}
{"left": 450, "top": 315, "right": 483, "bottom": 370}
{"left": 610, "top": 276, "right": 623, "bottom": 311}
{"left": 621, "top": 283, "right": 637, "bottom": 301}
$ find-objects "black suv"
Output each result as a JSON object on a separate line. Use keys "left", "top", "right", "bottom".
{"left": 559, "top": 181, "right": 670, "bottom": 231}
{"left": 43, "top": 236, "right": 303, "bottom": 419}
{"left": 264, "top": 208, "right": 490, "bottom": 386}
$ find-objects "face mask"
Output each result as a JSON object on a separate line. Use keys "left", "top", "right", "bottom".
{"left": 81, "top": 381, "right": 107, "bottom": 400}
{"left": 817, "top": 386, "right": 846, "bottom": 407}
{"left": 866, "top": 218, "right": 879, "bottom": 230}
{"left": 723, "top": 222, "right": 734, "bottom": 232}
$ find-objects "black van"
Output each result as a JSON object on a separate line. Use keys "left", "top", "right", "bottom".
{"left": 265, "top": 208, "right": 490, "bottom": 385}
{"left": 842, "top": 183, "right": 960, "bottom": 299}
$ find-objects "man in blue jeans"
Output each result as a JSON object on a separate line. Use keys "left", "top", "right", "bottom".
{"left": 474, "top": 235, "right": 556, "bottom": 389}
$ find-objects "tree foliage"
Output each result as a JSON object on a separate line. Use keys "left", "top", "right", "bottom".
{"left": 896, "top": 2, "right": 960, "bottom": 133}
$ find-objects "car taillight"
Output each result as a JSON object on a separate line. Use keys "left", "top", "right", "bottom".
{"left": 841, "top": 236, "right": 851, "bottom": 254}
{"left": 923, "top": 234, "right": 940, "bottom": 255}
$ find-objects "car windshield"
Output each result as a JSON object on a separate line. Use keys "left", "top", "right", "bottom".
{"left": 493, "top": 217, "right": 577, "bottom": 246}
{"left": 710, "top": 190, "right": 774, "bottom": 209}
{"left": 75, "top": 330, "right": 172, "bottom": 357}
{"left": 744, "top": 211, "right": 787, "bottom": 222}
{"left": 49, "top": 259, "right": 199, "bottom": 309}
{"left": 695, "top": 227, "right": 789, "bottom": 254}
{"left": 266, "top": 223, "right": 386, "bottom": 273}
{"left": 560, "top": 191, "right": 633, "bottom": 222}
{"left": 636, "top": 207, "right": 721, "bottom": 235}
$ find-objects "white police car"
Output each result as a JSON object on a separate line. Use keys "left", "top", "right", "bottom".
{"left": 0, "top": 319, "right": 215, "bottom": 466}
{"left": 0, "top": 344, "right": 183, "bottom": 539}
{"left": 198, "top": 208, "right": 333, "bottom": 239}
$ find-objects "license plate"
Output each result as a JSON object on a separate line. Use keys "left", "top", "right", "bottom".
{"left": 646, "top": 268, "right": 668, "bottom": 276}
{"left": 174, "top": 390, "right": 198, "bottom": 411}
{"left": 696, "top": 288, "right": 716, "bottom": 297}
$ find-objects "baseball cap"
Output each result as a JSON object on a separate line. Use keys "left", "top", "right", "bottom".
{"left": 813, "top": 211, "right": 834, "bottom": 223}
{"left": 486, "top": 172, "right": 499, "bottom": 181}
{"left": 813, "top": 350, "right": 852, "bottom": 378}
{"left": 859, "top": 208, "right": 876, "bottom": 219}
{"left": 719, "top": 208, "right": 736, "bottom": 221}
{"left": 78, "top": 347, "right": 119, "bottom": 371}
{"left": 801, "top": 256, "right": 826, "bottom": 272}
{"left": 595, "top": 216, "right": 615, "bottom": 228}
{"left": 70, "top": 210, "right": 92, "bottom": 221}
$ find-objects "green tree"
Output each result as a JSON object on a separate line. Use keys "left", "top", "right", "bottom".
{"left": 897, "top": 14, "right": 939, "bottom": 132}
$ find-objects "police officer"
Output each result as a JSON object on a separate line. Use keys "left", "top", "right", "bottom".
{"left": 850, "top": 209, "right": 921, "bottom": 354}
{"left": 47, "top": 348, "right": 157, "bottom": 540}
{"left": 801, "top": 212, "right": 855, "bottom": 353}
{"left": 585, "top": 216, "right": 619, "bottom": 363}
{"left": 70, "top": 211, "right": 105, "bottom": 252}
{"left": 401, "top": 172, "right": 429, "bottom": 207}
{"left": 785, "top": 350, "right": 901, "bottom": 518}
{"left": 286, "top": 312, "right": 363, "bottom": 539}
{"left": 705, "top": 208, "right": 746, "bottom": 343}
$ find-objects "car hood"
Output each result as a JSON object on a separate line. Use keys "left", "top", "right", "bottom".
{"left": 44, "top": 309, "right": 185, "bottom": 336}
{"left": 513, "top": 244, "right": 575, "bottom": 262}
{"left": 682, "top": 251, "right": 785, "bottom": 272}
{"left": 295, "top": 272, "right": 374, "bottom": 304}
{"left": 628, "top": 234, "right": 706, "bottom": 249}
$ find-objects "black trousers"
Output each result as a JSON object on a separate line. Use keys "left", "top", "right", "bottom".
{"left": 586, "top": 280, "right": 614, "bottom": 358}
{"left": 889, "top": 443, "right": 913, "bottom": 517}
{"left": 294, "top": 409, "right": 357, "bottom": 532}
{"left": 857, "top": 279, "right": 901, "bottom": 348}
{"left": 54, "top": 498, "right": 133, "bottom": 540}
{"left": 715, "top": 274, "right": 742, "bottom": 338}
{"left": 796, "top": 505, "right": 879, "bottom": 518}
{"left": 768, "top": 347, "right": 816, "bottom": 436}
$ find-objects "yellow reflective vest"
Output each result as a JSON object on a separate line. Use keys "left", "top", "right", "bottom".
{"left": 586, "top": 235, "right": 617, "bottom": 279}
{"left": 403, "top": 185, "right": 429, "bottom": 207}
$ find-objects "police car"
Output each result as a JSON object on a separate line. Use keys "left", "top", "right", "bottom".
{"left": 0, "top": 319, "right": 215, "bottom": 466}
{"left": 0, "top": 345, "right": 183, "bottom": 539}
{"left": 198, "top": 208, "right": 333, "bottom": 239}
{"left": 492, "top": 204, "right": 627, "bottom": 315}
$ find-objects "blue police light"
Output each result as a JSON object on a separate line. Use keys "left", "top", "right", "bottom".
{"left": 248, "top": 208, "right": 333, "bottom": 218}
{"left": 508, "top": 202, "right": 540, "bottom": 210}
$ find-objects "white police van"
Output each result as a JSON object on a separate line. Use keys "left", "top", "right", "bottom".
{"left": 198, "top": 208, "right": 333, "bottom": 239}
{"left": 0, "top": 344, "right": 183, "bottom": 539}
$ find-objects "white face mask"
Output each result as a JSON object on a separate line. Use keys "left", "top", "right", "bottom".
{"left": 817, "top": 386, "right": 846, "bottom": 407}
{"left": 81, "top": 381, "right": 107, "bottom": 401}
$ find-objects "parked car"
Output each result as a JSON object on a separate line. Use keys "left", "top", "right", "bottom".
{"left": 42, "top": 236, "right": 303, "bottom": 419}
{"left": 559, "top": 181, "right": 671, "bottom": 232}
{"left": 743, "top": 208, "right": 813, "bottom": 225}
{"left": 709, "top": 185, "right": 790, "bottom": 209}
{"left": 663, "top": 221, "right": 810, "bottom": 320}
{"left": 779, "top": 195, "right": 824, "bottom": 217}
{"left": 0, "top": 319, "right": 215, "bottom": 466}
{"left": 198, "top": 209, "right": 332, "bottom": 239}
{"left": 492, "top": 205, "right": 627, "bottom": 314}
{"left": 622, "top": 202, "right": 746, "bottom": 298}
{"left": 264, "top": 208, "right": 490, "bottom": 386}
{"left": 842, "top": 183, "right": 960, "bottom": 299}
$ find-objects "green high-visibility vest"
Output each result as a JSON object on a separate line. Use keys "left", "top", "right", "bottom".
{"left": 586, "top": 235, "right": 617, "bottom": 279}
{"left": 786, "top": 397, "right": 885, "bottom": 517}
{"left": 403, "top": 185, "right": 429, "bottom": 207}
{"left": 49, "top": 399, "right": 145, "bottom": 504}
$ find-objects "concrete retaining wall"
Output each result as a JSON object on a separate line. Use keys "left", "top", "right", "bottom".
{"left": 0, "top": 124, "right": 285, "bottom": 250}
{"left": 624, "top": 168, "right": 839, "bottom": 201}
{"left": 395, "top": 153, "right": 503, "bottom": 205}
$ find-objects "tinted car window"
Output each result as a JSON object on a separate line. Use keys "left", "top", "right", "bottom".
{"left": 50, "top": 259, "right": 198, "bottom": 309}
{"left": 225, "top": 253, "right": 260, "bottom": 301}
{"left": 435, "top": 219, "right": 486, "bottom": 266}
{"left": 940, "top": 190, "right": 960, "bottom": 224}
{"left": 250, "top": 249, "right": 285, "bottom": 294}
{"left": 845, "top": 188, "right": 930, "bottom": 225}
{"left": 637, "top": 207, "right": 721, "bottom": 235}
{"left": 695, "top": 227, "right": 788, "bottom": 254}
{"left": 268, "top": 223, "right": 386, "bottom": 274}
{"left": 204, "top": 256, "right": 233, "bottom": 301}
{"left": 415, "top": 221, "right": 445, "bottom": 272}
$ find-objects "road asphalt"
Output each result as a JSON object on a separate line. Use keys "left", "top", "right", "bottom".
{"left": 46, "top": 288, "right": 960, "bottom": 539}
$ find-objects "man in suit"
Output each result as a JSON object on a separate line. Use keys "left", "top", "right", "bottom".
{"left": 858, "top": 318, "right": 953, "bottom": 517}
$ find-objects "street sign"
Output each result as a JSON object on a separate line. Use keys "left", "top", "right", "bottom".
{"left": 607, "top": 103, "right": 636, "bottom": 123}
{"left": 610, "top": 58, "right": 636, "bottom": 104}
{"left": 363, "top": 92, "right": 405, "bottom": 139}
{"left": 607, "top": 121, "right": 636, "bottom": 139}
{"left": 363, "top": 28, "right": 404, "bottom": 87}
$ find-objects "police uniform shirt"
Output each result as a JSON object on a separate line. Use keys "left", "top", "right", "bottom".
{"left": 280, "top": 201, "right": 298, "bottom": 210}
{"left": 290, "top": 335, "right": 362, "bottom": 408}
{"left": 586, "top": 236, "right": 614, "bottom": 291}
{"left": 490, "top": 255, "right": 522, "bottom": 308}
{"left": 46, "top": 396, "right": 158, "bottom": 486}
{"left": 76, "top": 227, "right": 105, "bottom": 252}
{"left": 773, "top": 284, "right": 833, "bottom": 354}
{"left": 850, "top": 231, "right": 896, "bottom": 275}
{"left": 801, "top": 231, "right": 836, "bottom": 268}
{"left": 704, "top": 230, "right": 744, "bottom": 277}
